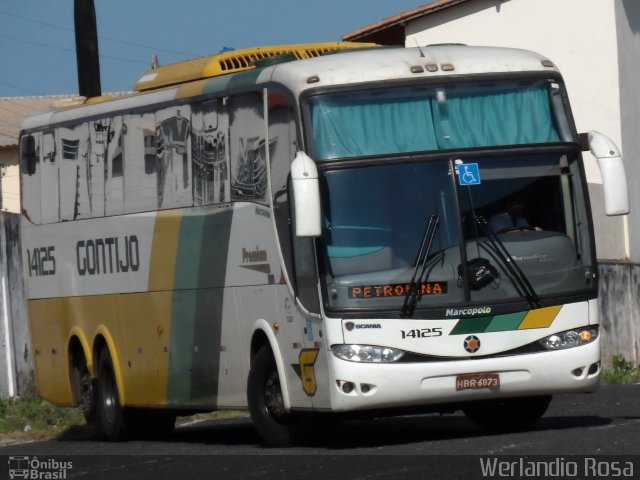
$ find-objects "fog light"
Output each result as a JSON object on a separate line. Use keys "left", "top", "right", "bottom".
{"left": 342, "top": 382, "right": 355, "bottom": 394}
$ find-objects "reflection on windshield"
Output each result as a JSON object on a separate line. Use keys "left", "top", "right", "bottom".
{"left": 319, "top": 153, "right": 594, "bottom": 312}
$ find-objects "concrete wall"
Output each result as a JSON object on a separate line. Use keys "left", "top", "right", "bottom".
{"left": 599, "top": 262, "right": 639, "bottom": 364}
{"left": 616, "top": 1, "right": 640, "bottom": 263}
{"left": 0, "top": 213, "right": 33, "bottom": 398}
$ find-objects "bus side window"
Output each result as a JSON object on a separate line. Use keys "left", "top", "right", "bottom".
{"left": 21, "top": 135, "right": 37, "bottom": 175}
{"left": 58, "top": 124, "right": 92, "bottom": 221}
{"left": 20, "top": 133, "right": 41, "bottom": 224}
{"left": 40, "top": 131, "right": 59, "bottom": 223}
{"left": 155, "top": 106, "right": 192, "bottom": 209}
{"left": 122, "top": 113, "right": 157, "bottom": 213}
{"left": 192, "top": 99, "right": 230, "bottom": 205}
{"left": 291, "top": 199, "right": 321, "bottom": 314}
{"left": 229, "top": 93, "right": 268, "bottom": 205}
{"left": 106, "top": 116, "right": 125, "bottom": 216}
{"left": 267, "top": 90, "right": 299, "bottom": 291}
{"left": 85, "top": 119, "right": 110, "bottom": 217}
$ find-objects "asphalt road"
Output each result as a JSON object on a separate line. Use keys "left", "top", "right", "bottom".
{"left": 1, "top": 384, "right": 638, "bottom": 479}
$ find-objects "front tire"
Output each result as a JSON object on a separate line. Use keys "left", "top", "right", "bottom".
{"left": 463, "top": 395, "right": 552, "bottom": 432}
{"left": 247, "top": 345, "right": 299, "bottom": 446}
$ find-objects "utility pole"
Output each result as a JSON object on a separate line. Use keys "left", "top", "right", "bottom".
{"left": 74, "top": 0, "right": 102, "bottom": 98}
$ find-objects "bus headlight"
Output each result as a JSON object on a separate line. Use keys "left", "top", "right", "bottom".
{"left": 539, "top": 326, "right": 599, "bottom": 351}
{"left": 331, "top": 344, "right": 405, "bottom": 363}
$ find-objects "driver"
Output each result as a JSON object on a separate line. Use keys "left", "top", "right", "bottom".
{"left": 489, "top": 195, "right": 541, "bottom": 233}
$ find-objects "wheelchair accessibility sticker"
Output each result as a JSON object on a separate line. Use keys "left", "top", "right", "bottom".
{"left": 456, "top": 162, "right": 481, "bottom": 186}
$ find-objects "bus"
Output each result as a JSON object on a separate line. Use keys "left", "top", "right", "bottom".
{"left": 20, "top": 42, "right": 629, "bottom": 446}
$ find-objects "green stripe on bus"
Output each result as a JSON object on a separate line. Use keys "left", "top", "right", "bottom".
{"left": 450, "top": 311, "right": 530, "bottom": 335}
{"left": 202, "top": 75, "right": 233, "bottom": 96}
{"left": 167, "top": 291, "right": 198, "bottom": 403}
{"left": 166, "top": 206, "right": 234, "bottom": 405}
{"left": 189, "top": 208, "right": 233, "bottom": 403}
{"left": 450, "top": 316, "right": 494, "bottom": 335}
{"left": 227, "top": 69, "right": 263, "bottom": 89}
{"left": 485, "top": 312, "right": 527, "bottom": 332}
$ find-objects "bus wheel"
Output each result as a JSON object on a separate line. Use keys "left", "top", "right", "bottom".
{"left": 462, "top": 395, "right": 552, "bottom": 432}
{"left": 247, "top": 345, "right": 298, "bottom": 446}
{"left": 71, "top": 355, "right": 96, "bottom": 425}
{"left": 78, "top": 365, "right": 96, "bottom": 425}
{"left": 95, "top": 348, "right": 128, "bottom": 441}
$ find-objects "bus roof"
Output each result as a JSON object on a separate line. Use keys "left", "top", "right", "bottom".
{"left": 133, "top": 42, "right": 378, "bottom": 92}
{"left": 21, "top": 45, "right": 559, "bottom": 132}
{"left": 268, "top": 45, "right": 558, "bottom": 96}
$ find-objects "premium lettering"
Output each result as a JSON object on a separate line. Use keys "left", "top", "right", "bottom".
{"left": 243, "top": 246, "right": 267, "bottom": 263}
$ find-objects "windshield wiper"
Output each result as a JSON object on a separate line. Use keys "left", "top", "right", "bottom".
{"left": 401, "top": 214, "right": 440, "bottom": 317}
{"left": 474, "top": 216, "right": 541, "bottom": 308}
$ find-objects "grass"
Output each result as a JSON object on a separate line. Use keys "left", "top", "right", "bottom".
{"left": 601, "top": 356, "right": 640, "bottom": 384}
{"left": 0, "top": 395, "right": 84, "bottom": 443}
{"left": 0, "top": 356, "right": 637, "bottom": 443}
{"left": 0, "top": 395, "right": 246, "bottom": 443}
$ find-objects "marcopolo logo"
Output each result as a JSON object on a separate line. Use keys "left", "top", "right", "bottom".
{"left": 344, "top": 322, "right": 382, "bottom": 331}
{"left": 445, "top": 306, "right": 492, "bottom": 317}
{"left": 8, "top": 456, "right": 72, "bottom": 480}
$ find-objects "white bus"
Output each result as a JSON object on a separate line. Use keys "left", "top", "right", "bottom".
{"left": 20, "top": 42, "right": 628, "bottom": 446}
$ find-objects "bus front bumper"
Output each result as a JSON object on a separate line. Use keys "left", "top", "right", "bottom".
{"left": 327, "top": 340, "right": 600, "bottom": 412}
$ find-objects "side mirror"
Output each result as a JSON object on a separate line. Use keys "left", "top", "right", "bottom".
{"left": 587, "top": 131, "right": 629, "bottom": 216}
{"left": 291, "top": 151, "right": 322, "bottom": 237}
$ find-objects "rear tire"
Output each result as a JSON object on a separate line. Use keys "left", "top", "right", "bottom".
{"left": 247, "top": 345, "right": 299, "bottom": 446}
{"left": 70, "top": 354, "right": 96, "bottom": 425}
{"left": 95, "top": 348, "right": 128, "bottom": 441}
{"left": 463, "top": 395, "right": 552, "bottom": 432}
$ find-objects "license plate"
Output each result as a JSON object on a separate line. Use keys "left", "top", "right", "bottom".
{"left": 456, "top": 373, "right": 500, "bottom": 391}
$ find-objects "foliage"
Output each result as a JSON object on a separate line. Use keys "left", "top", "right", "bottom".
{"left": 0, "top": 394, "right": 246, "bottom": 442}
{"left": 601, "top": 355, "right": 640, "bottom": 384}
{"left": 0, "top": 395, "right": 84, "bottom": 437}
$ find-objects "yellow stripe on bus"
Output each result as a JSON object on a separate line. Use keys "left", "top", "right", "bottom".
{"left": 148, "top": 210, "right": 183, "bottom": 292}
{"left": 518, "top": 305, "right": 563, "bottom": 330}
{"left": 175, "top": 79, "right": 208, "bottom": 99}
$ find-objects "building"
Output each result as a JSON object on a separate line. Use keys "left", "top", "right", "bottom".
{"left": 0, "top": 96, "right": 65, "bottom": 398}
{"left": 0, "top": 97, "right": 72, "bottom": 213}
{"left": 345, "top": 0, "right": 639, "bottom": 363}
{"left": 0, "top": 95, "right": 86, "bottom": 398}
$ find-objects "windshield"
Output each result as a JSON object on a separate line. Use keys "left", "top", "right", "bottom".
{"left": 319, "top": 153, "right": 593, "bottom": 312}
{"left": 307, "top": 79, "right": 593, "bottom": 314}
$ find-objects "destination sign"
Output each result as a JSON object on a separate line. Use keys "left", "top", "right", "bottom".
{"left": 349, "top": 281, "right": 448, "bottom": 299}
